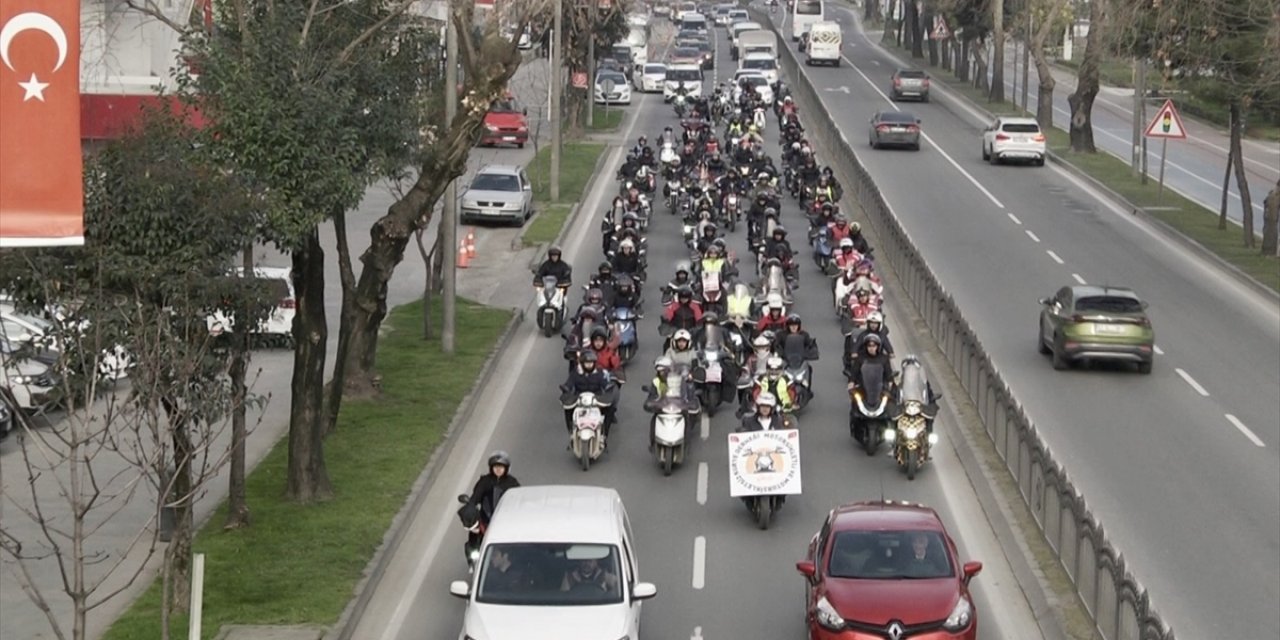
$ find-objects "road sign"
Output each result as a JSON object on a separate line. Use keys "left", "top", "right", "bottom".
{"left": 1144, "top": 99, "right": 1187, "bottom": 140}
{"left": 572, "top": 71, "right": 588, "bottom": 89}
{"left": 931, "top": 17, "right": 951, "bottom": 40}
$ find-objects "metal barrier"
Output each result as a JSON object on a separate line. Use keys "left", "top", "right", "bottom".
{"left": 749, "top": 9, "right": 1177, "bottom": 640}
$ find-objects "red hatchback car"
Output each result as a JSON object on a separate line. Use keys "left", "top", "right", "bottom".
{"left": 795, "top": 501, "right": 983, "bottom": 640}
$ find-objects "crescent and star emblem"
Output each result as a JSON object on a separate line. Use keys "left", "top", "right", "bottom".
{"left": 0, "top": 12, "right": 70, "bottom": 102}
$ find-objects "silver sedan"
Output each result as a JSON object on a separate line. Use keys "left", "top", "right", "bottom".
{"left": 868, "top": 110, "right": 922, "bottom": 151}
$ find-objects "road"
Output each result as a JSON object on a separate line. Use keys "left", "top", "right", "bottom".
{"left": 347, "top": 23, "right": 1047, "bottom": 640}
{"left": 772, "top": 4, "right": 1280, "bottom": 639}
{"left": 0, "top": 57, "right": 556, "bottom": 640}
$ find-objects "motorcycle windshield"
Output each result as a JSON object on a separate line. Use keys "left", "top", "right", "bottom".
{"left": 541, "top": 276, "right": 559, "bottom": 289}
{"left": 859, "top": 362, "right": 885, "bottom": 402}
{"left": 662, "top": 372, "right": 687, "bottom": 399}
{"left": 854, "top": 275, "right": 876, "bottom": 291}
{"left": 781, "top": 335, "right": 808, "bottom": 366}
{"left": 766, "top": 267, "right": 785, "bottom": 293}
{"left": 702, "top": 270, "right": 721, "bottom": 290}
{"left": 703, "top": 324, "right": 724, "bottom": 348}
{"left": 899, "top": 363, "right": 929, "bottom": 404}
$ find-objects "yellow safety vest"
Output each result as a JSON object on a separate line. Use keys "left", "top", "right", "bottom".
{"left": 727, "top": 294, "right": 752, "bottom": 318}
{"left": 701, "top": 257, "right": 725, "bottom": 274}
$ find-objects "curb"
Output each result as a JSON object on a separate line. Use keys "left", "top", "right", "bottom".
{"left": 327, "top": 307, "right": 526, "bottom": 640}
{"left": 525, "top": 141, "right": 618, "bottom": 270}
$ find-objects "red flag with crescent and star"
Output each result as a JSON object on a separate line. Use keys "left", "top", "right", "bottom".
{"left": 0, "top": 0, "right": 84, "bottom": 247}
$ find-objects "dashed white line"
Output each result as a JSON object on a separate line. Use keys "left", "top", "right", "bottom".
{"left": 692, "top": 536, "right": 707, "bottom": 589}
{"left": 1046, "top": 250, "right": 1064, "bottom": 264}
{"left": 1072, "top": 273, "right": 1087, "bottom": 285}
{"left": 696, "top": 462, "right": 708, "bottom": 505}
{"left": 1025, "top": 230, "right": 1041, "bottom": 243}
{"left": 1007, "top": 212, "right": 1023, "bottom": 225}
{"left": 1225, "top": 414, "right": 1266, "bottom": 447}
{"left": 1154, "top": 344, "right": 1165, "bottom": 355}
{"left": 700, "top": 413, "right": 710, "bottom": 440}
{"left": 1175, "top": 368, "right": 1210, "bottom": 396}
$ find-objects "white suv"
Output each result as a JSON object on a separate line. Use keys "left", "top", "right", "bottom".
{"left": 981, "top": 117, "right": 1046, "bottom": 166}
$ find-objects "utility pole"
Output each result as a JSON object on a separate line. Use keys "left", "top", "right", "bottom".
{"left": 1020, "top": 11, "right": 1030, "bottom": 112}
{"left": 551, "top": 0, "right": 562, "bottom": 201}
{"left": 586, "top": 0, "right": 597, "bottom": 128}
{"left": 441, "top": 11, "right": 458, "bottom": 353}
{"left": 1131, "top": 58, "right": 1148, "bottom": 181}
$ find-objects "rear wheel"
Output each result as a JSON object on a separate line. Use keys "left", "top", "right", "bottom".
{"left": 662, "top": 447, "right": 674, "bottom": 476}
{"left": 1051, "top": 341, "right": 1070, "bottom": 370}
{"left": 1137, "top": 360, "right": 1154, "bottom": 375}
{"left": 754, "top": 499, "right": 772, "bottom": 530}
{"left": 1037, "top": 327, "right": 1051, "bottom": 354}
{"left": 911, "top": 142, "right": 921, "bottom": 151}
{"left": 833, "top": 58, "right": 841, "bottom": 67}
{"left": 981, "top": 144, "right": 990, "bottom": 161}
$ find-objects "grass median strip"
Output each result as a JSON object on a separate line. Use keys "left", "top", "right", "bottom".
{"left": 522, "top": 142, "right": 608, "bottom": 246}
{"left": 590, "top": 105, "right": 625, "bottom": 131}
{"left": 105, "top": 299, "right": 513, "bottom": 640}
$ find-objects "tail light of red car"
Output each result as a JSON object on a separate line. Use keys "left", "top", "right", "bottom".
{"left": 279, "top": 298, "right": 296, "bottom": 310}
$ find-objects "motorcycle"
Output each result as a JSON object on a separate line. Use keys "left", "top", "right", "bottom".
{"left": 533, "top": 276, "right": 568, "bottom": 337}
{"left": 722, "top": 193, "right": 741, "bottom": 232}
{"left": 646, "top": 371, "right": 699, "bottom": 476}
{"left": 566, "top": 391, "right": 609, "bottom": 471}
{"left": 674, "top": 92, "right": 689, "bottom": 118}
{"left": 885, "top": 357, "right": 941, "bottom": 480}
{"left": 752, "top": 107, "right": 767, "bottom": 132}
{"left": 699, "top": 268, "right": 726, "bottom": 315}
{"left": 811, "top": 226, "right": 835, "bottom": 275}
{"left": 660, "top": 142, "right": 680, "bottom": 180}
{"left": 695, "top": 328, "right": 733, "bottom": 415}
{"left": 456, "top": 494, "right": 484, "bottom": 572}
{"left": 850, "top": 360, "right": 892, "bottom": 456}
{"left": 612, "top": 305, "right": 640, "bottom": 364}
{"left": 755, "top": 258, "right": 794, "bottom": 307}
{"left": 635, "top": 165, "right": 657, "bottom": 194}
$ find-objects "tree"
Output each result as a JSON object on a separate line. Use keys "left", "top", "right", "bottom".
{"left": 1024, "top": 0, "right": 1071, "bottom": 127}
{"left": 340, "top": 0, "right": 547, "bottom": 394}
{"left": 1263, "top": 178, "right": 1280, "bottom": 256}
{"left": 561, "top": 0, "right": 629, "bottom": 134}
{"left": 990, "top": 0, "right": 1006, "bottom": 100}
{"left": 0, "top": 111, "right": 270, "bottom": 640}
{"left": 1067, "top": 0, "right": 1106, "bottom": 151}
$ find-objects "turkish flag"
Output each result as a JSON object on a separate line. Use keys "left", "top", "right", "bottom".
{"left": 0, "top": 0, "right": 83, "bottom": 247}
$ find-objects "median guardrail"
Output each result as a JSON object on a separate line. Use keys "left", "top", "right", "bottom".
{"left": 748, "top": 8, "right": 1177, "bottom": 640}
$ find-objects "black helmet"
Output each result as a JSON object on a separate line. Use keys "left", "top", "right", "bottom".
{"left": 599, "top": 261, "right": 613, "bottom": 272}
{"left": 587, "top": 288, "right": 603, "bottom": 304}
{"left": 677, "top": 286, "right": 694, "bottom": 299}
{"left": 786, "top": 314, "right": 802, "bottom": 326}
{"left": 703, "top": 311, "right": 720, "bottom": 324}
{"left": 488, "top": 450, "right": 511, "bottom": 469}
{"left": 590, "top": 326, "right": 609, "bottom": 341}
{"left": 863, "top": 333, "right": 883, "bottom": 347}
{"left": 580, "top": 350, "right": 599, "bottom": 364}
{"left": 548, "top": 246, "right": 562, "bottom": 257}
{"left": 773, "top": 226, "right": 788, "bottom": 237}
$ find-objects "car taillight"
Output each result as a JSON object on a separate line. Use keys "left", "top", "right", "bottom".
{"left": 1033, "top": 134, "right": 1046, "bottom": 142}
{"left": 905, "top": 125, "right": 918, "bottom": 131}
{"left": 279, "top": 298, "right": 296, "bottom": 309}
{"left": 922, "top": 78, "right": 930, "bottom": 86}
{"left": 1138, "top": 318, "right": 1152, "bottom": 327}
{"left": 1071, "top": 314, "right": 1086, "bottom": 322}
{"left": 876, "top": 124, "right": 892, "bottom": 131}
{"left": 995, "top": 133, "right": 1011, "bottom": 141}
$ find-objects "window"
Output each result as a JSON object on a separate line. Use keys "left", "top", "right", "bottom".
{"left": 1075, "top": 296, "right": 1144, "bottom": 314}
{"left": 490, "top": 99, "right": 520, "bottom": 113}
{"left": 667, "top": 68, "right": 703, "bottom": 82}
{"left": 877, "top": 112, "right": 918, "bottom": 124}
{"left": 897, "top": 69, "right": 927, "bottom": 78}
{"left": 476, "top": 543, "right": 624, "bottom": 605}
{"left": 826, "top": 530, "right": 954, "bottom": 579}
{"left": 1002, "top": 123, "right": 1041, "bottom": 133}
{"left": 471, "top": 173, "right": 521, "bottom": 192}
{"left": 743, "top": 58, "right": 777, "bottom": 70}
{"left": 795, "top": 0, "right": 823, "bottom": 15}
{"left": 645, "top": 64, "right": 667, "bottom": 74}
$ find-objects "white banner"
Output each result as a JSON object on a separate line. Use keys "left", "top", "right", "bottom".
{"left": 727, "top": 429, "right": 802, "bottom": 497}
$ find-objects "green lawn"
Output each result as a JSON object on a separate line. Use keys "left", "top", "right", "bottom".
{"left": 104, "top": 299, "right": 514, "bottom": 640}
{"left": 522, "top": 203, "right": 574, "bottom": 245}
{"left": 526, "top": 141, "right": 607, "bottom": 205}
{"left": 589, "top": 105, "right": 625, "bottom": 131}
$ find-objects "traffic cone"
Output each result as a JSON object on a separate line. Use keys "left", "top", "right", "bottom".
{"left": 456, "top": 240, "right": 470, "bottom": 268}
{"left": 465, "top": 228, "right": 477, "bottom": 259}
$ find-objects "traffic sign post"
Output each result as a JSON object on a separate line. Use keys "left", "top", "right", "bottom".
{"left": 1143, "top": 100, "right": 1188, "bottom": 203}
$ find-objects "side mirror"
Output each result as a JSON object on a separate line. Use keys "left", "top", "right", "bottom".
{"left": 641, "top": 384, "right": 653, "bottom": 393}
{"left": 523, "top": 107, "right": 528, "bottom": 116}
{"left": 1140, "top": 301, "right": 1149, "bottom": 310}
{"left": 449, "top": 580, "right": 471, "bottom": 598}
{"left": 456, "top": 494, "right": 469, "bottom": 504}
{"left": 795, "top": 560, "right": 817, "bottom": 578}
{"left": 633, "top": 582, "right": 658, "bottom": 601}
{"left": 962, "top": 561, "right": 983, "bottom": 585}
{"left": 916, "top": 119, "right": 923, "bottom": 124}
{"left": 1038, "top": 297, "right": 1051, "bottom": 306}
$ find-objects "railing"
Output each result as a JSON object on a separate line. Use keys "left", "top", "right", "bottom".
{"left": 748, "top": 8, "right": 1177, "bottom": 640}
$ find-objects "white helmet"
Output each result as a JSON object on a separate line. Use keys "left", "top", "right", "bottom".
{"left": 620, "top": 238, "right": 635, "bottom": 250}
{"left": 867, "top": 311, "right": 884, "bottom": 325}
{"left": 766, "top": 293, "right": 784, "bottom": 310}
{"left": 756, "top": 392, "right": 777, "bottom": 407}
{"left": 839, "top": 238, "right": 854, "bottom": 249}
{"left": 655, "top": 355, "right": 673, "bottom": 370}
{"left": 766, "top": 355, "right": 784, "bottom": 371}
{"left": 752, "top": 335, "right": 772, "bottom": 350}
{"left": 674, "top": 329, "right": 693, "bottom": 344}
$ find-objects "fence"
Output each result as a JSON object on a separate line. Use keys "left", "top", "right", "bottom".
{"left": 749, "top": 9, "right": 1177, "bottom": 640}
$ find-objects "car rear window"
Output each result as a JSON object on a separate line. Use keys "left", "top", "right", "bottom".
{"left": 674, "top": 47, "right": 700, "bottom": 58}
{"left": 471, "top": 173, "right": 520, "bottom": 191}
{"left": 743, "top": 58, "right": 777, "bottom": 70}
{"left": 645, "top": 64, "right": 667, "bottom": 73}
{"left": 1002, "top": 123, "right": 1041, "bottom": 133}
{"left": 897, "top": 70, "right": 926, "bottom": 78}
{"left": 1075, "top": 296, "right": 1143, "bottom": 314}
{"left": 877, "top": 112, "right": 917, "bottom": 123}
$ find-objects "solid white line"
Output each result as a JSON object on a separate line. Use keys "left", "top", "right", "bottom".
{"left": 692, "top": 536, "right": 707, "bottom": 589}
{"left": 1007, "top": 212, "right": 1023, "bottom": 225}
{"left": 1072, "top": 273, "right": 1087, "bottom": 285}
{"left": 691, "top": 625, "right": 705, "bottom": 640}
{"left": 1046, "top": 250, "right": 1064, "bottom": 264}
{"left": 700, "top": 412, "right": 710, "bottom": 440}
{"left": 1153, "top": 344, "right": 1165, "bottom": 355}
{"left": 1225, "top": 414, "right": 1266, "bottom": 447}
{"left": 1025, "top": 230, "right": 1041, "bottom": 243}
{"left": 696, "top": 462, "right": 708, "bottom": 505}
{"left": 1175, "top": 368, "right": 1210, "bottom": 397}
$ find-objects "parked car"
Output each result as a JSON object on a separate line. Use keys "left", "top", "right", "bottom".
{"left": 796, "top": 500, "right": 983, "bottom": 640}
{"left": 0, "top": 337, "right": 60, "bottom": 413}
{"left": 868, "top": 110, "right": 922, "bottom": 150}
{"left": 981, "top": 116, "right": 1047, "bottom": 166}
{"left": 206, "top": 266, "right": 297, "bottom": 348}
{"left": 889, "top": 68, "right": 930, "bottom": 101}
{"left": 635, "top": 63, "right": 668, "bottom": 92}
{"left": 480, "top": 93, "right": 530, "bottom": 149}
{"left": 594, "top": 70, "right": 632, "bottom": 105}
{"left": 1038, "top": 285, "right": 1154, "bottom": 373}
{"left": 449, "top": 486, "right": 658, "bottom": 640}
{"left": 460, "top": 164, "right": 535, "bottom": 226}
{"left": 0, "top": 392, "right": 13, "bottom": 439}
{"left": 1, "top": 304, "right": 132, "bottom": 380}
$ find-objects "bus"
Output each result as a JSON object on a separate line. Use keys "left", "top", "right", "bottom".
{"left": 791, "top": 0, "right": 824, "bottom": 41}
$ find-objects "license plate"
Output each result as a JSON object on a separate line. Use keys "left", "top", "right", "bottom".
{"left": 891, "top": 127, "right": 906, "bottom": 132}
{"left": 1095, "top": 323, "right": 1127, "bottom": 335}
{"left": 706, "top": 364, "right": 722, "bottom": 383}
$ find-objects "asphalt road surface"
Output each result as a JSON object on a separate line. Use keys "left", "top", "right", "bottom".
{"left": 772, "top": 4, "right": 1280, "bottom": 639}
{"left": 348, "top": 23, "right": 1047, "bottom": 640}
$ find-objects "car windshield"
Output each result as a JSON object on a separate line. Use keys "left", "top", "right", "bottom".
{"left": 476, "top": 543, "right": 623, "bottom": 605}
{"left": 1075, "top": 296, "right": 1144, "bottom": 314}
{"left": 490, "top": 99, "right": 520, "bottom": 113}
{"left": 598, "top": 72, "right": 626, "bottom": 84}
{"left": 668, "top": 68, "right": 702, "bottom": 81}
{"left": 471, "top": 173, "right": 520, "bottom": 191}
{"left": 877, "top": 112, "right": 917, "bottom": 124}
{"left": 645, "top": 65, "right": 667, "bottom": 74}
{"left": 897, "top": 70, "right": 926, "bottom": 78}
{"left": 743, "top": 58, "right": 776, "bottom": 70}
{"left": 1002, "top": 123, "right": 1041, "bottom": 133}
{"left": 613, "top": 47, "right": 632, "bottom": 60}
{"left": 796, "top": 0, "right": 822, "bottom": 14}
{"left": 741, "top": 76, "right": 767, "bottom": 86}
{"left": 674, "top": 47, "right": 700, "bottom": 58}
{"left": 827, "top": 530, "right": 955, "bottom": 579}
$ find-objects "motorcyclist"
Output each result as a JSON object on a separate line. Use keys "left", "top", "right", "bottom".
{"left": 664, "top": 263, "right": 694, "bottom": 300}
{"left": 834, "top": 238, "right": 864, "bottom": 270}
{"left": 846, "top": 220, "right": 871, "bottom": 255}
{"left": 827, "top": 216, "right": 853, "bottom": 243}
{"left": 611, "top": 238, "right": 646, "bottom": 281}
{"left": 697, "top": 241, "right": 738, "bottom": 280}
{"left": 534, "top": 246, "right": 572, "bottom": 286}
{"left": 662, "top": 286, "right": 704, "bottom": 332}
{"left": 644, "top": 356, "right": 700, "bottom": 450}
{"left": 748, "top": 355, "right": 795, "bottom": 413}
{"left": 573, "top": 287, "right": 609, "bottom": 325}
{"left": 612, "top": 274, "right": 643, "bottom": 314}
{"left": 821, "top": 166, "right": 844, "bottom": 201}
{"left": 630, "top": 135, "right": 649, "bottom": 158}
{"left": 779, "top": 95, "right": 798, "bottom": 118}
{"left": 762, "top": 226, "right": 798, "bottom": 285}
{"left": 814, "top": 174, "right": 839, "bottom": 204}
{"left": 737, "top": 392, "right": 796, "bottom": 431}
{"left": 463, "top": 450, "right": 521, "bottom": 549}
{"left": 845, "top": 310, "right": 895, "bottom": 375}
{"left": 852, "top": 259, "right": 883, "bottom": 294}
{"left": 754, "top": 294, "right": 788, "bottom": 337}
{"left": 588, "top": 263, "right": 618, "bottom": 306}
{"left": 693, "top": 222, "right": 721, "bottom": 256}
{"left": 657, "top": 125, "right": 677, "bottom": 147}
{"left": 617, "top": 154, "right": 640, "bottom": 181}
{"left": 774, "top": 314, "right": 819, "bottom": 362}
{"left": 559, "top": 350, "right": 619, "bottom": 438}
{"left": 847, "top": 333, "right": 895, "bottom": 391}
{"left": 663, "top": 328, "right": 699, "bottom": 370}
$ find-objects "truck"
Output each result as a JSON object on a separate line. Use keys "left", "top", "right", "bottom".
{"left": 625, "top": 25, "right": 649, "bottom": 68}
{"left": 737, "top": 30, "right": 779, "bottom": 61}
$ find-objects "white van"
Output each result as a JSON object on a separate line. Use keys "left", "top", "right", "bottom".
{"left": 664, "top": 63, "right": 705, "bottom": 100}
{"left": 450, "top": 486, "right": 657, "bottom": 640}
{"left": 805, "top": 21, "right": 842, "bottom": 66}
{"left": 679, "top": 11, "right": 708, "bottom": 34}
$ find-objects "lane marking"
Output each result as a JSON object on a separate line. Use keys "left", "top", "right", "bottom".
{"left": 692, "top": 536, "right": 707, "bottom": 589}
{"left": 1225, "top": 414, "right": 1266, "bottom": 448}
{"left": 696, "top": 462, "right": 708, "bottom": 505}
{"left": 691, "top": 626, "right": 705, "bottom": 640}
{"left": 1072, "top": 273, "right": 1087, "bottom": 285}
{"left": 700, "top": 412, "right": 710, "bottom": 440}
{"left": 1175, "top": 368, "right": 1210, "bottom": 396}
{"left": 1046, "top": 250, "right": 1064, "bottom": 264}
{"left": 1153, "top": 344, "right": 1164, "bottom": 355}
{"left": 1008, "top": 212, "right": 1023, "bottom": 225}
{"left": 1025, "top": 230, "right": 1041, "bottom": 243}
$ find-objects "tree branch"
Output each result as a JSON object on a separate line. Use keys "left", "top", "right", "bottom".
{"left": 122, "top": 0, "right": 187, "bottom": 34}
{"left": 335, "top": 0, "right": 421, "bottom": 66}
{"left": 300, "top": 0, "right": 323, "bottom": 47}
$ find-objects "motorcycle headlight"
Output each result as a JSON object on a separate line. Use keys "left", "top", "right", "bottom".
{"left": 705, "top": 351, "right": 719, "bottom": 362}
{"left": 905, "top": 401, "right": 922, "bottom": 416}
{"left": 683, "top": 225, "right": 693, "bottom": 234}
{"left": 943, "top": 596, "right": 973, "bottom": 631}
{"left": 814, "top": 595, "right": 845, "bottom": 631}
{"left": 928, "top": 432, "right": 939, "bottom": 445}
{"left": 883, "top": 428, "right": 896, "bottom": 442}
{"left": 903, "top": 425, "right": 923, "bottom": 439}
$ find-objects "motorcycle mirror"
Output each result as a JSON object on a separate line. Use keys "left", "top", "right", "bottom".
{"left": 1038, "top": 297, "right": 1051, "bottom": 306}
{"left": 456, "top": 494, "right": 470, "bottom": 504}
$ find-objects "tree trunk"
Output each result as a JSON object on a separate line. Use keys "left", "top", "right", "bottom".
{"left": 167, "top": 407, "right": 194, "bottom": 614}
{"left": 325, "top": 209, "right": 360, "bottom": 440}
{"left": 1034, "top": 55, "right": 1056, "bottom": 128}
{"left": 990, "top": 0, "right": 1005, "bottom": 102}
{"left": 225, "top": 245, "right": 252, "bottom": 530}
{"left": 415, "top": 227, "right": 435, "bottom": 340}
{"left": 1068, "top": 0, "right": 1104, "bottom": 152}
{"left": 925, "top": 12, "right": 939, "bottom": 66}
{"left": 286, "top": 230, "right": 334, "bottom": 502}
{"left": 1229, "top": 101, "right": 1256, "bottom": 248}
{"left": 958, "top": 38, "right": 971, "bottom": 81}
{"left": 906, "top": 2, "right": 923, "bottom": 57}
{"left": 865, "top": 0, "right": 877, "bottom": 21}
{"left": 1219, "top": 118, "right": 1234, "bottom": 230}
{"left": 973, "top": 39, "right": 989, "bottom": 91}
{"left": 1262, "top": 178, "right": 1280, "bottom": 256}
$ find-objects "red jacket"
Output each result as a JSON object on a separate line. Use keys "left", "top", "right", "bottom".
{"left": 592, "top": 345, "right": 622, "bottom": 372}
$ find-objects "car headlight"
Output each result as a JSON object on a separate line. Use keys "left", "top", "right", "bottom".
{"left": 905, "top": 400, "right": 922, "bottom": 416}
{"left": 463, "top": 199, "right": 479, "bottom": 209}
{"left": 484, "top": 124, "right": 498, "bottom": 132}
{"left": 503, "top": 201, "right": 523, "bottom": 210}
{"left": 942, "top": 595, "right": 973, "bottom": 631}
{"left": 814, "top": 595, "right": 845, "bottom": 631}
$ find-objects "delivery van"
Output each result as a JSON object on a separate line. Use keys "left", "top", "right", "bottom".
{"left": 805, "top": 21, "right": 842, "bottom": 66}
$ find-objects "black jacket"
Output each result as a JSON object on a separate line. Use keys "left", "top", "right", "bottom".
{"left": 737, "top": 413, "right": 794, "bottom": 432}
{"left": 775, "top": 330, "right": 819, "bottom": 363}
{"left": 843, "top": 329, "right": 895, "bottom": 372}
{"left": 763, "top": 238, "right": 794, "bottom": 262}
{"left": 611, "top": 251, "right": 645, "bottom": 277}
{"left": 468, "top": 472, "right": 521, "bottom": 522}
{"left": 562, "top": 368, "right": 617, "bottom": 399}
{"left": 850, "top": 352, "right": 895, "bottom": 391}
{"left": 535, "top": 259, "right": 572, "bottom": 285}
{"left": 847, "top": 231, "right": 871, "bottom": 255}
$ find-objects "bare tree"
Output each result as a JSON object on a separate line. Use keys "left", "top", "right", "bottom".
{"left": 1067, "top": 0, "right": 1105, "bottom": 151}
{"left": 990, "top": 0, "right": 1006, "bottom": 101}
{"left": 1024, "top": 0, "right": 1071, "bottom": 127}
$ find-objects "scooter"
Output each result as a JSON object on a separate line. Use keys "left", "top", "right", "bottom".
{"left": 566, "top": 391, "right": 608, "bottom": 471}
{"left": 455, "top": 495, "right": 484, "bottom": 572}
{"left": 850, "top": 367, "right": 891, "bottom": 456}
{"left": 612, "top": 305, "right": 639, "bottom": 364}
{"left": 534, "top": 276, "right": 568, "bottom": 338}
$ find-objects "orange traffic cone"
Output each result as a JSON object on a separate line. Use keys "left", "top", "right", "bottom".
{"left": 464, "top": 228, "right": 477, "bottom": 259}
{"left": 456, "top": 240, "right": 470, "bottom": 268}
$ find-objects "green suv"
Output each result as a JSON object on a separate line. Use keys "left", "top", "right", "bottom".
{"left": 1037, "top": 285, "right": 1154, "bottom": 374}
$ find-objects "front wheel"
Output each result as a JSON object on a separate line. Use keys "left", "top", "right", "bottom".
{"left": 753, "top": 498, "right": 772, "bottom": 530}
{"left": 579, "top": 445, "right": 592, "bottom": 472}
{"left": 662, "top": 447, "right": 674, "bottom": 476}
{"left": 906, "top": 449, "right": 919, "bottom": 480}
{"left": 706, "top": 386, "right": 721, "bottom": 416}
{"left": 863, "top": 424, "right": 878, "bottom": 456}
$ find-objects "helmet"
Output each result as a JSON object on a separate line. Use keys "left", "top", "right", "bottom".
{"left": 677, "top": 286, "right": 694, "bottom": 299}
{"left": 487, "top": 450, "right": 511, "bottom": 469}
{"left": 839, "top": 238, "right": 854, "bottom": 250}
{"left": 850, "top": 221, "right": 861, "bottom": 234}
{"left": 673, "top": 329, "right": 693, "bottom": 344}
{"left": 755, "top": 392, "right": 777, "bottom": 408}
{"left": 766, "top": 355, "right": 784, "bottom": 371}
{"left": 834, "top": 216, "right": 848, "bottom": 226}
{"left": 702, "top": 223, "right": 717, "bottom": 235}
{"left": 855, "top": 259, "right": 874, "bottom": 272}
{"left": 867, "top": 311, "right": 885, "bottom": 325}
{"left": 766, "top": 293, "right": 784, "bottom": 309}
{"left": 655, "top": 355, "right": 673, "bottom": 371}
{"left": 586, "top": 288, "right": 603, "bottom": 304}
{"left": 703, "top": 311, "right": 720, "bottom": 324}
{"left": 786, "top": 314, "right": 802, "bottom": 326}
{"left": 862, "top": 333, "right": 883, "bottom": 347}
{"left": 548, "top": 246, "right": 562, "bottom": 257}
{"left": 772, "top": 226, "right": 787, "bottom": 237}
{"left": 675, "top": 262, "right": 691, "bottom": 276}
{"left": 638, "top": 135, "right": 648, "bottom": 145}
{"left": 599, "top": 261, "right": 612, "bottom": 272}
{"left": 620, "top": 238, "right": 636, "bottom": 251}
{"left": 590, "top": 326, "right": 609, "bottom": 341}
{"left": 752, "top": 335, "right": 772, "bottom": 350}
{"left": 580, "top": 350, "right": 599, "bottom": 364}
{"left": 622, "top": 211, "right": 640, "bottom": 225}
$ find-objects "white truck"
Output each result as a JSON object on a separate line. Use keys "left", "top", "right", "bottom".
{"left": 736, "top": 30, "right": 779, "bottom": 61}
{"left": 804, "top": 21, "right": 841, "bottom": 66}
